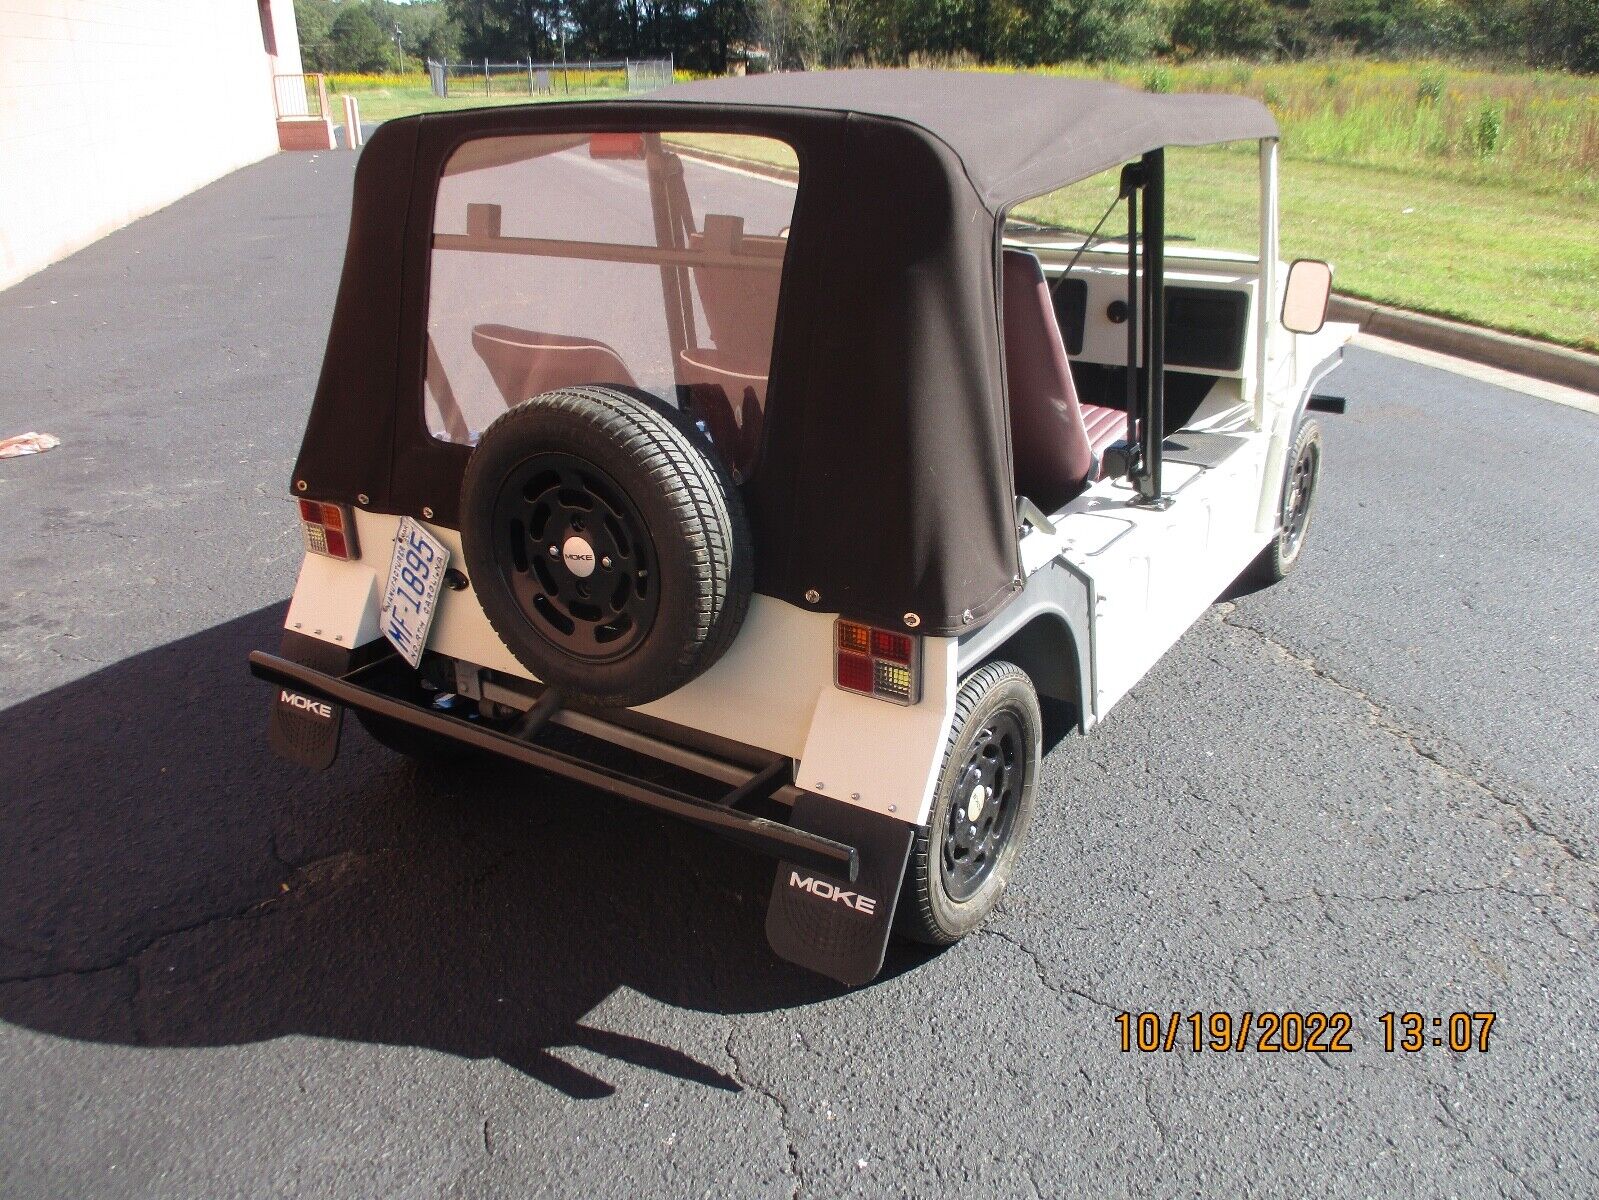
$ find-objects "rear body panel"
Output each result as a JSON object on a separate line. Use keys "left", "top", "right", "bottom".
{"left": 284, "top": 509, "right": 959, "bottom": 824}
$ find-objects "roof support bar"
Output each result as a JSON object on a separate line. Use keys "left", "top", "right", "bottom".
{"left": 1121, "top": 164, "right": 1140, "bottom": 449}
{"left": 1112, "top": 151, "right": 1171, "bottom": 509}
{"left": 1134, "top": 148, "right": 1169, "bottom": 508}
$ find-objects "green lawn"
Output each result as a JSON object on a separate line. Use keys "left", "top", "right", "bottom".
{"left": 1019, "top": 148, "right": 1599, "bottom": 351}
{"left": 334, "top": 75, "right": 1598, "bottom": 352}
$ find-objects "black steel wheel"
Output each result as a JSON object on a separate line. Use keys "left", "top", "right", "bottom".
{"left": 942, "top": 708, "right": 1026, "bottom": 902}
{"left": 491, "top": 452, "right": 661, "bottom": 663}
{"left": 460, "top": 385, "right": 752, "bottom": 709}
{"left": 1251, "top": 418, "right": 1323, "bottom": 585}
{"left": 897, "top": 661, "right": 1041, "bottom": 946}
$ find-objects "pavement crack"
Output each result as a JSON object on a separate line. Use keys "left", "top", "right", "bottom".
{"left": 1140, "top": 1077, "right": 1172, "bottom": 1155}
{"left": 724, "top": 1027, "right": 800, "bottom": 1200}
{"left": 1217, "top": 604, "right": 1590, "bottom": 866}
{"left": 0, "top": 849, "right": 390, "bottom": 988}
{"left": 978, "top": 927, "right": 1120, "bottom": 1013}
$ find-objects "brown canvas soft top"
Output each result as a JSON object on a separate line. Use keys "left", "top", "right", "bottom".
{"left": 291, "top": 73, "right": 1276, "bottom": 638}
{"left": 650, "top": 69, "right": 1277, "bottom": 209}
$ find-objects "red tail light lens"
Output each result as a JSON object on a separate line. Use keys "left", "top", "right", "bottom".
{"left": 590, "top": 132, "right": 646, "bottom": 159}
{"left": 298, "top": 498, "right": 360, "bottom": 560}
{"left": 870, "top": 628, "right": 913, "bottom": 663}
{"left": 835, "top": 619, "right": 921, "bottom": 705}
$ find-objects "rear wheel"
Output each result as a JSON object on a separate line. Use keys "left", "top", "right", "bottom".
{"left": 897, "top": 661, "right": 1041, "bottom": 946}
{"left": 355, "top": 678, "right": 479, "bottom": 765}
{"left": 1252, "top": 418, "right": 1322, "bottom": 585}
{"left": 356, "top": 708, "right": 475, "bottom": 765}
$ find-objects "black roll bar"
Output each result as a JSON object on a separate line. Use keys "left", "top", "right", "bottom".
{"left": 1138, "top": 148, "right": 1168, "bottom": 506}
{"left": 1113, "top": 150, "right": 1168, "bottom": 507}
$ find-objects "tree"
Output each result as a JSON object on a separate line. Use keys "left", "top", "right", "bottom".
{"left": 392, "top": 1, "right": 463, "bottom": 65}
{"left": 294, "top": 0, "right": 335, "bottom": 71}
{"left": 329, "top": 4, "right": 396, "bottom": 70}
{"left": 1169, "top": 0, "right": 1277, "bottom": 55}
{"left": 1524, "top": 0, "right": 1599, "bottom": 70}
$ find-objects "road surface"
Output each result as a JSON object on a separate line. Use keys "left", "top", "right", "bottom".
{"left": 1, "top": 149, "right": 1594, "bottom": 1199}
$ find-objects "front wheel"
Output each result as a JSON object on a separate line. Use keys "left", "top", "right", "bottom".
{"left": 896, "top": 661, "right": 1041, "bottom": 946}
{"left": 1251, "top": 418, "right": 1323, "bottom": 585}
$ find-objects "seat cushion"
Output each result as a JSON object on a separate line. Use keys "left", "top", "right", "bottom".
{"left": 1080, "top": 402, "right": 1126, "bottom": 459}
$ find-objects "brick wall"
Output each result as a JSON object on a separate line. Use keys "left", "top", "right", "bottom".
{"left": 0, "top": 0, "right": 301, "bottom": 291}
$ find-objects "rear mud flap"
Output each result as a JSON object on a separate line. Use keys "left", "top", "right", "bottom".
{"left": 268, "top": 685, "right": 343, "bottom": 770}
{"left": 766, "top": 792, "right": 915, "bottom": 987}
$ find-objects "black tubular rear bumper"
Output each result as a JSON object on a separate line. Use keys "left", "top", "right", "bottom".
{"left": 249, "top": 650, "right": 858, "bottom": 880}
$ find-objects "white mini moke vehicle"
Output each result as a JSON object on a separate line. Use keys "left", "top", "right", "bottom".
{"left": 253, "top": 71, "right": 1351, "bottom": 985}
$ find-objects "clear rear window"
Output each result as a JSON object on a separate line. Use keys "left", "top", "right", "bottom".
{"left": 425, "top": 131, "right": 799, "bottom": 482}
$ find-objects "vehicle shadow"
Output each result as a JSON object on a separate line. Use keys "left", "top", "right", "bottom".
{"left": 0, "top": 606, "right": 931, "bottom": 1098}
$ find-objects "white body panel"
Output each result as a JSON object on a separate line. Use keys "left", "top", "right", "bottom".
{"left": 1051, "top": 444, "right": 1272, "bottom": 717}
{"left": 285, "top": 552, "right": 383, "bottom": 648}
{"left": 286, "top": 510, "right": 959, "bottom": 823}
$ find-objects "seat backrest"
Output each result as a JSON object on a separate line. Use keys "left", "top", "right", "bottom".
{"left": 1001, "top": 249, "right": 1095, "bottom": 513}
{"left": 471, "top": 324, "right": 636, "bottom": 407}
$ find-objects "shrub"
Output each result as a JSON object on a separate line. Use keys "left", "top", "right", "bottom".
{"left": 1143, "top": 65, "right": 1174, "bottom": 92}
{"left": 1472, "top": 101, "right": 1505, "bottom": 156}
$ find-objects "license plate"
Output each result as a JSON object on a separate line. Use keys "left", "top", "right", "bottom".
{"left": 380, "top": 517, "right": 449, "bottom": 668}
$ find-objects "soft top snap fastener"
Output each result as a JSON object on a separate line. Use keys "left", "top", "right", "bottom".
{"left": 903, "top": 612, "right": 921, "bottom": 628}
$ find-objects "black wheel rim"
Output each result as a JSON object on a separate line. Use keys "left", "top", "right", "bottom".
{"left": 942, "top": 709, "right": 1025, "bottom": 903}
{"left": 491, "top": 452, "right": 660, "bottom": 663}
{"left": 1283, "top": 439, "right": 1320, "bottom": 557}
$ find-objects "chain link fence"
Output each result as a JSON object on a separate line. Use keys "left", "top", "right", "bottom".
{"left": 426, "top": 57, "right": 673, "bottom": 100}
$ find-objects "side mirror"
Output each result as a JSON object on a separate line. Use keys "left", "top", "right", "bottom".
{"left": 1281, "top": 259, "right": 1332, "bottom": 335}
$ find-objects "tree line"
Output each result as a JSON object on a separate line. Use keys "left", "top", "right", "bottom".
{"left": 294, "top": 0, "right": 1598, "bottom": 76}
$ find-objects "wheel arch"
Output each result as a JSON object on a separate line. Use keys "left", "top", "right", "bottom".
{"left": 958, "top": 558, "right": 1094, "bottom": 733}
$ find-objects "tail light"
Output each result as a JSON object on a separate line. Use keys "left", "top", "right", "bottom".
{"left": 835, "top": 619, "right": 920, "bottom": 705}
{"left": 298, "top": 498, "right": 360, "bottom": 560}
{"left": 590, "top": 132, "right": 646, "bottom": 159}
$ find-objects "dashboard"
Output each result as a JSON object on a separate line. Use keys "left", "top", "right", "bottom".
{"left": 1022, "top": 247, "right": 1259, "bottom": 379}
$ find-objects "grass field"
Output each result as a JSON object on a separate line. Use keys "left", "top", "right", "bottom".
{"left": 328, "top": 63, "right": 1599, "bottom": 351}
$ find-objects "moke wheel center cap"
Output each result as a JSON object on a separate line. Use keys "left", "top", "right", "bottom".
{"left": 562, "top": 535, "right": 597, "bottom": 578}
{"left": 968, "top": 784, "right": 988, "bottom": 821}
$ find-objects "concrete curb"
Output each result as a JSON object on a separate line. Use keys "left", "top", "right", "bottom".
{"left": 1328, "top": 296, "right": 1598, "bottom": 396}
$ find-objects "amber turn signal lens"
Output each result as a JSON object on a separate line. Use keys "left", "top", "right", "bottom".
{"left": 837, "top": 620, "right": 871, "bottom": 654}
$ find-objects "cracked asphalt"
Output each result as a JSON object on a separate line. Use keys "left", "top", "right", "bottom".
{"left": 2, "top": 151, "right": 1596, "bottom": 1199}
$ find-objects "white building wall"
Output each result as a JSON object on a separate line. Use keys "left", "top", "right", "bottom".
{"left": 0, "top": 0, "right": 298, "bottom": 291}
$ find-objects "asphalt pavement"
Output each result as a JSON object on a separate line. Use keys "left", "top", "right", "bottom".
{"left": 1, "top": 149, "right": 1595, "bottom": 1199}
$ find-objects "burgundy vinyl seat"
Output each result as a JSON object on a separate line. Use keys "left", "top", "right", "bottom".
{"left": 1002, "top": 249, "right": 1125, "bottom": 513}
{"left": 471, "top": 324, "right": 637, "bottom": 407}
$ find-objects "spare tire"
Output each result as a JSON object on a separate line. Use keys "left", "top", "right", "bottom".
{"left": 460, "top": 384, "right": 752, "bottom": 709}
